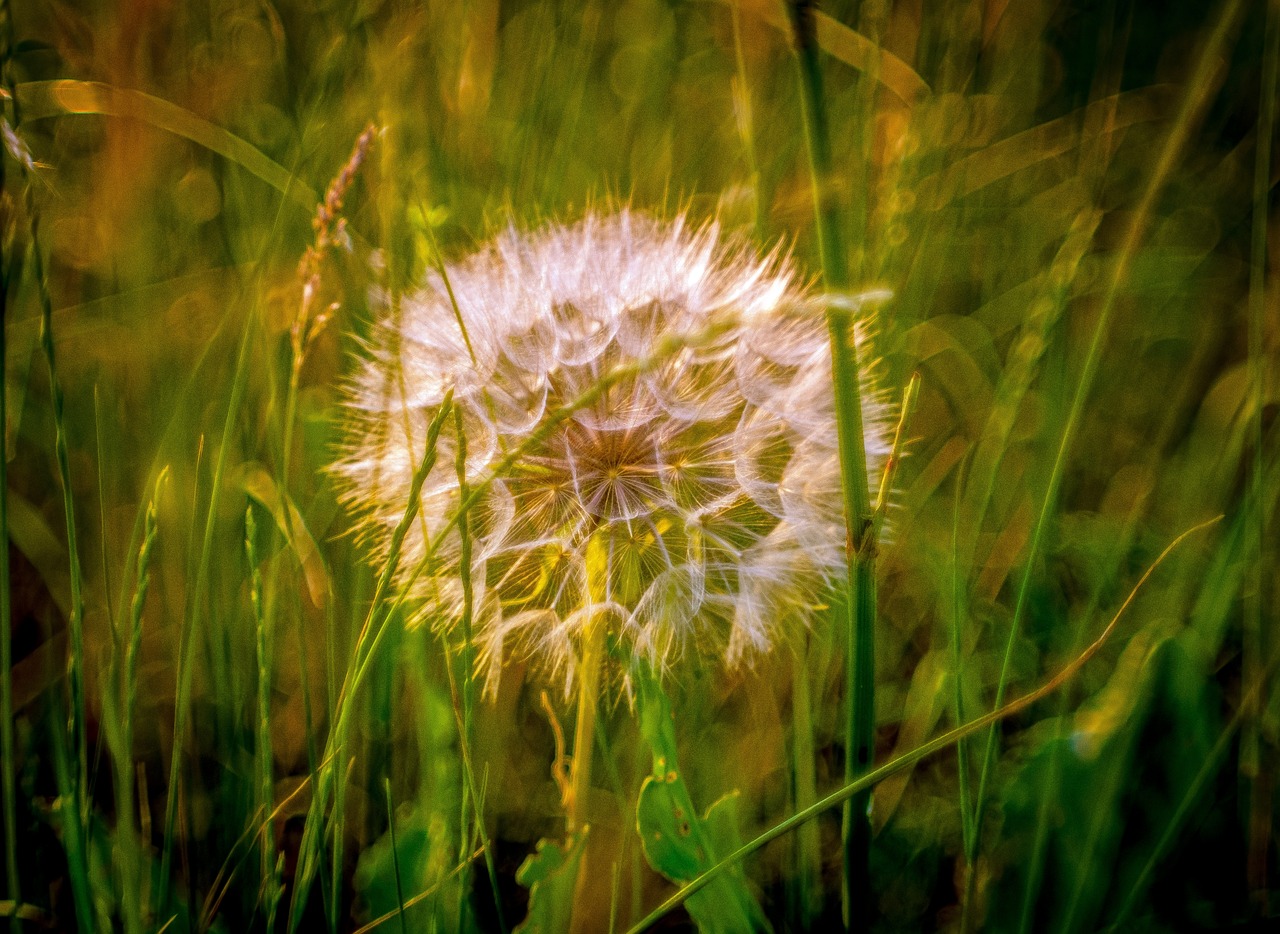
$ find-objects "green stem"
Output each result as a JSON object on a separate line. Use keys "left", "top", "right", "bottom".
{"left": 785, "top": 3, "right": 876, "bottom": 928}
{"left": 246, "top": 507, "right": 280, "bottom": 924}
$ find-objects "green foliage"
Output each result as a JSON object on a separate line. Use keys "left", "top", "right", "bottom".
{"left": 513, "top": 831, "right": 588, "bottom": 934}
{"left": 636, "top": 671, "right": 771, "bottom": 933}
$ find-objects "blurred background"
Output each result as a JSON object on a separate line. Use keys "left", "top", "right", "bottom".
{"left": 1, "top": 0, "right": 1276, "bottom": 931}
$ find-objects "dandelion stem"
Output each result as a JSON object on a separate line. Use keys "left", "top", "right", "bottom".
{"left": 568, "top": 615, "right": 604, "bottom": 837}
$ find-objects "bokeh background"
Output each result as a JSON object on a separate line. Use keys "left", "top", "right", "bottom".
{"left": 1, "top": 0, "right": 1276, "bottom": 931}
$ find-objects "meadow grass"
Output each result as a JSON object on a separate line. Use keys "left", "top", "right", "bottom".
{"left": 0, "top": 1, "right": 1275, "bottom": 932}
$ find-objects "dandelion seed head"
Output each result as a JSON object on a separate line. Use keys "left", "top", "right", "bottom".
{"left": 332, "top": 210, "right": 891, "bottom": 697}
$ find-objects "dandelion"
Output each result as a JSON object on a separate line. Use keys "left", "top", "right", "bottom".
{"left": 332, "top": 210, "right": 890, "bottom": 698}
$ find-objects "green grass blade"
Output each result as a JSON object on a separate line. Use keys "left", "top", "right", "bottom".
{"left": 785, "top": 3, "right": 878, "bottom": 927}
{"left": 15, "top": 80, "right": 318, "bottom": 210}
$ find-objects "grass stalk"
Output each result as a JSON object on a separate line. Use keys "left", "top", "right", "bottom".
{"left": 157, "top": 275, "right": 261, "bottom": 916}
{"left": 31, "top": 181, "right": 95, "bottom": 932}
{"left": 960, "top": 2, "right": 1245, "bottom": 927}
{"left": 784, "top": 3, "right": 877, "bottom": 927}
{"left": 114, "top": 473, "right": 164, "bottom": 934}
{"left": 384, "top": 777, "right": 408, "bottom": 934}
{"left": 245, "top": 507, "right": 281, "bottom": 925}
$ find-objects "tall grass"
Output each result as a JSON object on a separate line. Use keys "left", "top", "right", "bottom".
{"left": 0, "top": 1, "right": 1274, "bottom": 932}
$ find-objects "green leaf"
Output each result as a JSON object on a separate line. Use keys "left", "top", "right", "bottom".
{"left": 514, "top": 830, "right": 588, "bottom": 934}
{"left": 635, "top": 674, "right": 771, "bottom": 934}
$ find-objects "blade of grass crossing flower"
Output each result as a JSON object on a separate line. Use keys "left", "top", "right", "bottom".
{"left": 785, "top": 3, "right": 878, "bottom": 927}
{"left": 625, "top": 517, "right": 1218, "bottom": 934}
{"left": 960, "top": 2, "right": 1245, "bottom": 928}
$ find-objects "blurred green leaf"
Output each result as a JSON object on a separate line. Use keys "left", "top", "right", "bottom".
{"left": 513, "top": 830, "right": 588, "bottom": 934}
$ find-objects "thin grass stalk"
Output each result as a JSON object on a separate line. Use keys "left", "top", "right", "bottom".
{"left": 246, "top": 508, "right": 282, "bottom": 924}
{"left": 287, "top": 394, "right": 454, "bottom": 933}
{"left": 625, "top": 517, "right": 1217, "bottom": 934}
{"left": 46, "top": 696, "right": 97, "bottom": 931}
{"left": 93, "top": 389, "right": 115, "bottom": 635}
{"left": 113, "top": 473, "right": 163, "bottom": 934}
{"left": 784, "top": 4, "right": 877, "bottom": 926}
{"left": 31, "top": 196, "right": 84, "bottom": 798}
{"left": 960, "top": 3, "right": 1245, "bottom": 927}
{"left": 153, "top": 104, "right": 318, "bottom": 916}
{"left": 384, "top": 777, "right": 408, "bottom": 934}
{"left": 453, "top": 404, "right": 475, "bottom": 922}
{"left": 450, "top": 407, "right": 508, "bottom": 933}
{"left": 30, "top": 176, "right": 96, "bottom": 934}
{"left": 1243, "top": 0, "right": 1279, "bottom": 906}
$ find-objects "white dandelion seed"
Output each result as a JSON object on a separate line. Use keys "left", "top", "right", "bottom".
{"left": 331, "top": 210, "right": 891, "bottom": 697}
